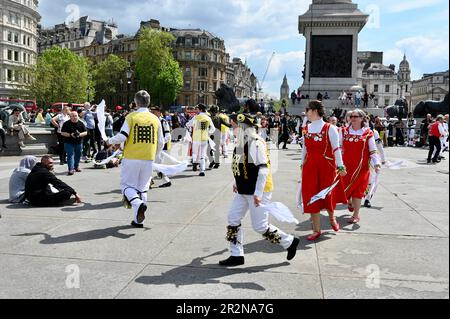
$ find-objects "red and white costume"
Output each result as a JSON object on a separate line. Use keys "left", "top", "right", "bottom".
{"left": 301, "top": 120, "right": 347, "bottom": 214}
{"left": 341, "top": 127, "right": 381, "bottom": 199}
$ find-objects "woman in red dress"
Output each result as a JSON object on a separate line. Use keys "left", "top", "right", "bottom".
{"left": 341, "top": 109, "right": 382, "bottom": 224}
{"left": 301, "top": 101, "right": 348, "bottom": 241}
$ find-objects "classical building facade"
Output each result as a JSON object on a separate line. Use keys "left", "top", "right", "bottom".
{"left": 411, "top": 70, "right": 449, "bottom": 109}
{"left": 0, "top": 0, "right": 40, "bottom": 98}
{"left": 171, "top": 28, "right": 228, "bottom": 106}
{"left": 38, "top": 16, "right": 118, "bottom": 54}
{"left": 38, "top": 18, "right": 256, "bottom": 108}
{"left": 357, "top": 52, "right": 412, "bottom": 108}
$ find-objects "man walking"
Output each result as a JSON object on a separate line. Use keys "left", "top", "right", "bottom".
{"left": 107, "top": 91, "right": 165, "bottom": 228}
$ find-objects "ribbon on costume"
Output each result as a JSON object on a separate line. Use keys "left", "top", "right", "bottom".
{"left": 366, "top": 172, "right": 380, "bottom": 201}
{"left": 257, "top": 202, "right": 299, "bottom": 224}
{"left": 96, "top": 100, "right": 108, "bottom": 142}
{"left": 296, "top": 180, "right": 304, "bottom": 214}
{"left": 383, "top": 160, "right": 406, "bottom": 170}
{"left": 307, "top": 174, "right": 340, "bottom": 206}
{"left": 153, "top": 161, "right": 188, "bottom": 177}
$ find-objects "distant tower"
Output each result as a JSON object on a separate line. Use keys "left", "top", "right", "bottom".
{"left": 398, "top": 54, "right": 412, "bottom": 105}
{"left": 280, "top": 74, "right": 290, "bottom": 101}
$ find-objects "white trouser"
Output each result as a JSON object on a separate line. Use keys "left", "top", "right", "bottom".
{"left": 440, "top": 136, "right": 448, "bottom": 153}
{"left": 192, "top": 141, "right": 208, "bottom": 172}
{"left": 120, "top": 159, "right": 153, "bottom": 223}
{"left": 228, "top": 193, "right": 294, "bottom": 257}
{"left": 221, "top": 131, "right": 229, "bottom": 155}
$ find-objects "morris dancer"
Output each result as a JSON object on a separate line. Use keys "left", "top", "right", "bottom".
{"left": 107, "top": 91, "right": 164, "bottom": 228}
{"left": 341, "top": 109, "right": 382, "bottom": 224}
{"left": 151, "top": 106, "right": 173, "bottom": 188}
{"left": 219, "top": 110, "right": 231, "bottom": 158}
{"left": 220, "top": 113, "right": 300, "bottom": 267}
{"left": 364, "top": 121, "right": 386, "bottom": 208}
{"left": 186, "top": 104, "right": 216, "bottom": 177}
{"left": 300, "top": 101, "right": 347, "bottom": 241}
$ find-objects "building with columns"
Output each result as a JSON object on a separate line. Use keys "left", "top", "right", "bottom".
{"left": 411, "top": 70, "right": 449, "bottom": 109}
{"left": 0, "top": 0, "right": 40, "bottom": 98}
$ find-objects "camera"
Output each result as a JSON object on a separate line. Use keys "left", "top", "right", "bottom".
{"left": 72, "top": 130, "right": 81, "bottom": 139}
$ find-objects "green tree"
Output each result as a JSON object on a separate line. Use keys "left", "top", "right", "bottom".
{"left": 26, "top": 46, "right": 94, "bottom": 107}
{"left": 92, "top": 54, "right": 129, "bottom": 101}
{"left": 135, "top": 28, "right": 183, "bottom": 107}
{"left": 154, "top": 59, "right": 184, "bottom": 107}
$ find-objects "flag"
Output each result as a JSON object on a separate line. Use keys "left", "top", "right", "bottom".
{"left": 96, "top": 100, "right": 108, "bottom": 141}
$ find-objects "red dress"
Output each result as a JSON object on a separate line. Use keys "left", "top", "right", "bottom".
{"left": 342, "top": 127, "right": 374, "bottom": 199}
{"left": 302, "top": 123, "right": 347, "bottom": 214}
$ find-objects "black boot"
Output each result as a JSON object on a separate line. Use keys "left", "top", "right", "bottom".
{"left": 214, "top": 163, "right": 220, "bottom": 169}
{"left": 159, "top": 182, "right": 172, "bottom": 188}
{"left": 219, "top": 256, "right": 245, "bottom": 267}
{"left": 209, "top": 161, "right": 215, "bottom": 169}
{"left": 131, "top": 221, "right": 144, "bottom": 229}
{"left": 287, "top": 238, "right": 300, "bottom": 261}
{"left": 137, "top": 203, "right": 147, "bottom": 224}
{"left": 364, "top": 200, "right": 372, "bottom": 208}
{"left": 193, "top": 164, "right": 198, "bottom": 172}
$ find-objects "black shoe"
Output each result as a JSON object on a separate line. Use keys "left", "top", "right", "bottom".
{"left": 137, "top": 203, "right": 147, "bottom": 224}
{"left": 287, "top": 237, "right": 300, "bottom": 261}
{"left": 364, "top": 200, "right": 372, "bottom": 208}
{"left": 427, "top": 159, "right": 432, "bottom": 164}
{"left": 157, "top": 172, "right": 163, "bottom": 179}
{"left": 209, "top": 162, "right": 215, "bottom": 169}
{"left": 159, "top": 182, "right": 172, "bottom": 188}
{"left": 2, "top": 144, "right": 6, "bottom": 149}
{"left": 199, "top": 172, "right": 206, "bottom": 177}
{"left": 219, "top": 256, "right": 245, "bottom": 267}
{"left": 432, "top": 159, "right": 441, "bottom": 163}
{"left": 214, "top": 163, "right": 220, "bottom": 169}
{"left": 131, "top": 221, "right": 144, "bottom": 229}
{"left": 193, "top": 164, "right": 198, "bottom": 172}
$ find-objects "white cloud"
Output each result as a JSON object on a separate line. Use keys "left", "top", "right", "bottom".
{"left": 384, "top": 0, "right": 446, "bottom": 13}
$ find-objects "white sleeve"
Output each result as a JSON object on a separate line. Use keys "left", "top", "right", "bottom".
{"left": 108, "top": 119, "right": 130, "bottom": 145}
{"left": 163, "top": 121, "right": 171, "bottom": 143}
{"left": 328, "top": 125, "right": 344, "bottom": 167}
{"left": 250, "top": 140, "right": 268, "bottom": 167}
{"left": 368, "top": 136, "right": 381, "bottom": 167}
{"left": 302, "top": 117, "right": 308, "bottom": 128}
{"left": 439, "top": 123, "right": 446, "bottom": 136}
{"left": 156, "top": 122, "right": 165, "bottom": 158}
{"left": 186, "top": 117, "right": 195, "bottom": 129}
{"left": 254, "top": 167, "right": 269, "bottom": 198}
{"left": 208, "top": 117, "right": 216, "bottom": 135}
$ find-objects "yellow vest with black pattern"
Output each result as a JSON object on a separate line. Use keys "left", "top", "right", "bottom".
{"left": 193, "top": 114, "right": 211, "bottom": 142}
{"left": 123, "top": 112, "right": 159, "bottom": 161}
{"left": 219, "top": 114, "right": 230, "bottom": 133}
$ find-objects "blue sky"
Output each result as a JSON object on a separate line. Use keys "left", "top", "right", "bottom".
{"left": 39, "top": 0, "right": 449, "bottom": 98}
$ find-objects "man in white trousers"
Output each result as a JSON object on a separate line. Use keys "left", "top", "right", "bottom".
{"left": 219, "top": 113, "right": 300, "bottom": 267}
{"left": 107, "top": 91, "right": 164, "bottom": 228}
{"left": 186, "top": 104, "right": 216, "bottom": 177}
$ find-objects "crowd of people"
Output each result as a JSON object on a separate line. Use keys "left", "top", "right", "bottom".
{"left": 4, "top": 91, "right": 449, "bottom": 267}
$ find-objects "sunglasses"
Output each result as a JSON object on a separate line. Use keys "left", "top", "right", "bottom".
{"left": 350, "top": 115, "right": 362, "bottom": 119}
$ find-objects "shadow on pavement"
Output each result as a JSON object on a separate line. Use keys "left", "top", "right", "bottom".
{"left": 135, "top": 249, "right": 290, "bottom": 291}
{"left": 61, "top": 201, "right": 123, "bottom": 212}
{"left": 11, "top": 225, "right": 148, "bottom": 244}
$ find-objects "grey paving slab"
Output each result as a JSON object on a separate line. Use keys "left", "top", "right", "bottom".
{"left": 0, "top": 219, "right": 185, "bottom": 264}
{"left": 0, "top": 254, "right": 144, "bottom": 299}
{"left": 0, "top": 215, "right": 66, "bottom": 250}
{"left": 316, "top": 234, "right": 449, "bottom": 283}
{"left": 419, "top": 211, "right": 450, "bottom": 236}
{"left": 322, "top": 275, "right": 449, "bottom": 299}
{"left": 152, "top": 224, "right": 319, "bottom": 275}
{"left": 117, "top": 265, "right": 323, "bottom": 299}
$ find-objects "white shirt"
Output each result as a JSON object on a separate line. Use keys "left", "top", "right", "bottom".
{"left": 301, "top": 119, "right": 344, "bottom": 167}
{"left": 54, "top": 113, "right": 70, "bottom": 134}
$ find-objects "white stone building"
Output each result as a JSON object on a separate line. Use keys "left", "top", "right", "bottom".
{"left": 0, "top": 0, "right": 40, "bottom": 98}
{"left": 411, "top": 70, "right": 449, "bottom": 109}
{"left": 38, "top": 16, "right": 118, "bottom": 54}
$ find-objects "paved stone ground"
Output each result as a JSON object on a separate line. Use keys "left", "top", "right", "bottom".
{"left": 0, "top": 143, "right": 448, "bottom": 299}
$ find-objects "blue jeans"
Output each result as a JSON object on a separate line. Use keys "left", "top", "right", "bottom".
{"left": 64, "top": 143, "right": 82, "bottom": 171}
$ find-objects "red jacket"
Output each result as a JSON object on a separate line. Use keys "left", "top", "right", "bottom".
{"left": 430, "top": 122, "right": 442, "bottom": 138}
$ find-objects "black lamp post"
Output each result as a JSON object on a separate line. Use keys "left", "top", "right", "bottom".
{"left": 126, "top": 68, "right": 133, "bottom": 105}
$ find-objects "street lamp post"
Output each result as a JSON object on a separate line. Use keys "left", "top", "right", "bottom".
{"left": 126, "top": 68, "right": 133, "bottom": 106}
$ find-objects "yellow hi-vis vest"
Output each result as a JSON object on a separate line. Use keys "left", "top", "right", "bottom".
{"left": 193, "top": 114, "right": 211, "bottom": 142}
{"left": 219, "top": 113, "right": 230, "bottom": 133}
{"left": 123, "top": 111, "right": 160, "bottom": 161}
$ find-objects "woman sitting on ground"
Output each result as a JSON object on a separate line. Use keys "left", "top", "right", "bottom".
{"left": 9, "top": 156, "right": 38, "bottom": 203}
